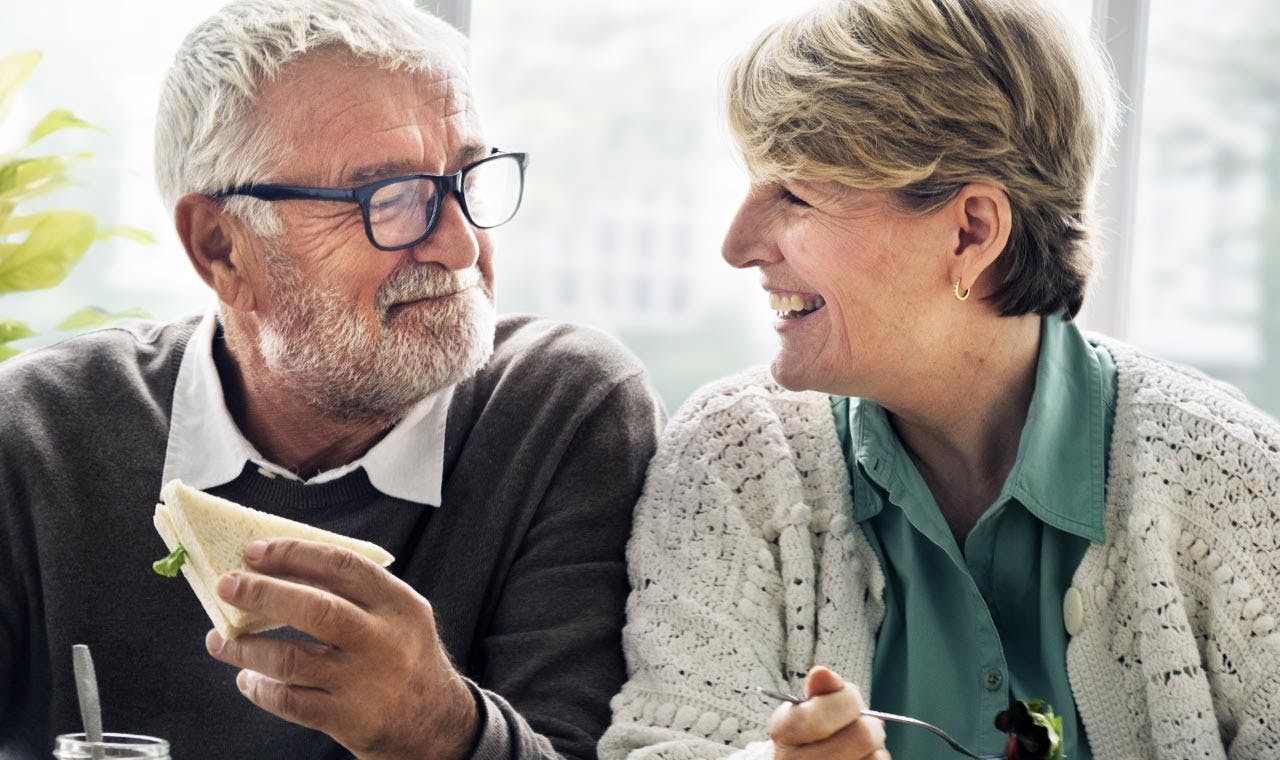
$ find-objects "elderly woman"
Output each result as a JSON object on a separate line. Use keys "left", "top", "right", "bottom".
{"left": 600, "top": 1, "right": 1280, "bottom": 759}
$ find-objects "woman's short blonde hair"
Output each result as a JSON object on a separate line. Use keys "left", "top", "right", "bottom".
{"left": 726, "top": 0, "right": 1118, "bottom": 319}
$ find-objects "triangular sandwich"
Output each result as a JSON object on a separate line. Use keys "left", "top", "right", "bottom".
{"left": 152, "top": 479, "right": 394, "bottom": 639}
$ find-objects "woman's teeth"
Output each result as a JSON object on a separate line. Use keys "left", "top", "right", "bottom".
{"left": 769, "top": 293, "right": 825, "bottom": 318}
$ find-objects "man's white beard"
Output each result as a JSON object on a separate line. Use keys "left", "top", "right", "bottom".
{"left": 257, "top": 257, "right": 496, "bottom": 423}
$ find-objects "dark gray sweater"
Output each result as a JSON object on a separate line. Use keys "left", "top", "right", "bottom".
{"left": 0, "top": 314, "right": 662, "bottom": 760}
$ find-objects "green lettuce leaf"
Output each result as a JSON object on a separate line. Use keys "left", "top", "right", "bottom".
{"left": 1025, "top": 700, "right": 1065, "bottom": 760}
{"left": 152, "top": 544, "right": 187, "bottom": 577}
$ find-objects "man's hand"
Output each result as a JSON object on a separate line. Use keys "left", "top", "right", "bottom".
{"left": 769, "top": 667, "right": 890, "bottom": 760}
{"left": 205, "top": 538, "right": 479, "bottom": 760}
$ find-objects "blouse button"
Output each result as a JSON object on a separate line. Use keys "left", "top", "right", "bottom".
{"left": 982, "top": 669, "right": 1004, "bottom": 691}
{"left": 1063, "top": 586, "right": 1086, "bottom": 635}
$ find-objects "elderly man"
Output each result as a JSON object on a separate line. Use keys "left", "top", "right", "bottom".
{"left": 0, "top": 1, "right": 662, "bottom": 758}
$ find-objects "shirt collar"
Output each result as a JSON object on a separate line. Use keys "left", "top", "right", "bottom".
{"left": 1002, "top": 312, "right": 1107, "bottom": 543}
{"left": 843, "top": 313, "right": 1107, "bottom": 543}
{"left": 161, "top": 309, "right": 452, "bottom": 506}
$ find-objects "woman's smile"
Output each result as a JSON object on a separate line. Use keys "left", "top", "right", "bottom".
{"left": 769, "top": 290, "right": 828, "bottom": 332}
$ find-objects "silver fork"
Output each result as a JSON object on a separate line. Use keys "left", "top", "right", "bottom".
{"left": 754, "top": 687, "right": 1004, "bottom": 760}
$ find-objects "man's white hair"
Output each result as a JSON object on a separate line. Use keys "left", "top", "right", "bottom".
{"left": 154, "top": 0, "right": 469, "bottom": 236}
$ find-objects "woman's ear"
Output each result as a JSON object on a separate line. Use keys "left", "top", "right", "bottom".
{"left": 945, "top": 183, "right": 1012, "bottom": 296}
{"left": 174, "top": 193, "right": 257, "bottom": 312}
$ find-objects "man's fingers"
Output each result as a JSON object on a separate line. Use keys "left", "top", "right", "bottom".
{"left": 769, "top": 675, "right": 869, "bottom": 747}
{"left": 774, "top": 715, "right": 888, "bottom": 760}
{"left": 236, "top": 669, "right": 338, "bottom": 733}
{"left": 217, "top": 571, "right": 368, "bottom": 646}
{"left": 242, "top": 538, "right": 392, "bottom": 609}
{"left": 207, "top": 629, "right": 340, "bottom": 688}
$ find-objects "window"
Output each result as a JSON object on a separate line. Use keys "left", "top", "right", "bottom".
{"left": 1123, "top": 0, "right": 1280, "bottom": 416}
{"left": 468, "top": 0, "right": 1093, "bottom": 409}
{"left": 9, "top": 1, "right": 1271, "bottom": 418}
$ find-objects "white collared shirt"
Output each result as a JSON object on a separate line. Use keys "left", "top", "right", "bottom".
{"left": 160, "top": 310, "right": 452, "bottom": 506}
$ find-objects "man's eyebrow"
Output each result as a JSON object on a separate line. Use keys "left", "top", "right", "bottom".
{"left": 343, "top": 145, "right": 493, "bottom": 186}
{"left": 457, "top": 143, "right": 492, "bottom": 165}
{"left": 345, "top": 160, "right": 417, "bottom": 186}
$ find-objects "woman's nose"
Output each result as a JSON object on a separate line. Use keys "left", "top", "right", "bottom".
{"left": 721, "top": 191, "right": 781, "bottom": 270}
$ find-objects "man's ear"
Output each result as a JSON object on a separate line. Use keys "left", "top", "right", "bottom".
{"left": 174, "top": 193, "right": 257, "bottom": 312}
{"left": 944, "top": 183, "right": 1012, "bottom": 297}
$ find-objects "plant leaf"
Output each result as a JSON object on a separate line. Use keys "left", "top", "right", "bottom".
{"left": 56, "top": 306, "right": 150, "bottom": 331}
{"left": 0, "top": 210, "right": 96, "bottom": 294}
{"left": 96, "top": 225, "right": 156, "bottom": 244}
{"left": 0, "top": 318, "right": 36, "bottom": 342}
{"left": 0, "top": 155, "right": 80, "bottom": 202}
{"left": 26, "top": 108, "right": 103, "bottom": 147}
{"left": 0, "top": 51, "right": 41, "bottom": 122}
{"left": 1, "top": 211, "right": 48, "bottom": 236}
{"left": 0, "top": 343, "right": 22, "bottom": 361}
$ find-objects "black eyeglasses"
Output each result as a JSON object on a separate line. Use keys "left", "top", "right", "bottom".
{"left": 215, "top": 151, "right": 528, "bottom": 251}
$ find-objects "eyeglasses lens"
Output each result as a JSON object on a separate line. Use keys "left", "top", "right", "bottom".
{"left": 365, "top": 155, "right": 523, "bottom": 249}
{"left": 464, "top": 156, "right": 522, "bottom": 228}
{"left": 369, "top": 178, "right": 438, "bottom": 249}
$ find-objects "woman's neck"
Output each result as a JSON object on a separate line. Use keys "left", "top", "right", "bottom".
{"left": 881, "top": 314, "right": 1042, "bottom": 547}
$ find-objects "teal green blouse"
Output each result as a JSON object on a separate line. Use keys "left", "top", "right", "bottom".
{"left": 832, "top": 314, "right": 1116, "bottom": 759}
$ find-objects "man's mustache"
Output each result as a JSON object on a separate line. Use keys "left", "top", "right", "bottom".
{"left": 375, "top": 265, "right": 483, "bottom": 312}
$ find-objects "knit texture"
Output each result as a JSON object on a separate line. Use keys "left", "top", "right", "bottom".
{"left": 600, "top": 335, "right": 1280, "bottom": 760}
{"left": 0, "top": 313, "right": 663, "bottom": 760}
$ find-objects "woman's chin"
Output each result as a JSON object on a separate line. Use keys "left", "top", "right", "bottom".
{"left": 768, "top": 354, "right": 817, "bottom": 392}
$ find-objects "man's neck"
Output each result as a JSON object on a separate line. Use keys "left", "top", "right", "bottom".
{"left": 880, "top": 314, "right": 1041, "bottom": 546}
{"left": 214, "top": 319, "right": 395, "bottom": 480}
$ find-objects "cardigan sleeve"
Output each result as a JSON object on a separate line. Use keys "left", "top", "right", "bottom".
{"left": 598, "top": 381, "right": 831, "bottom": 760}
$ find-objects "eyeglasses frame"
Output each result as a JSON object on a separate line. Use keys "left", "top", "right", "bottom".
{"left": 214, "top": 151, "right": 529, "bottom": 252}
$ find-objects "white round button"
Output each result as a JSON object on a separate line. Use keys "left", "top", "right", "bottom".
{"left": 1063, "top": 586, "right": 1085, "bottom": 635}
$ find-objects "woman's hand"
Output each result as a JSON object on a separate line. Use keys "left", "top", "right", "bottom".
{"left": 769, "top": 666, "right": 890, "bottom": 760}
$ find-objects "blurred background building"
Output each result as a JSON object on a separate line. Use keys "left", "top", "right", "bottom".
{"left": 2, "top": 0, "right": 1278, "bottom": 416}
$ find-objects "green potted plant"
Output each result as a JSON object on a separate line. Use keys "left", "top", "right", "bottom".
{"left": 0, "top": 50, "right": 153, "bottom": 360}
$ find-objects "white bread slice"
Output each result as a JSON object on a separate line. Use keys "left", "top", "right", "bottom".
{"left": 152, "top": 479, "right": 394, "bottom": 640}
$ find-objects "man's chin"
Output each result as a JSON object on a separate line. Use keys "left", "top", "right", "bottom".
{"left": 389, "top": 296, "right": 496, "bottom": 389}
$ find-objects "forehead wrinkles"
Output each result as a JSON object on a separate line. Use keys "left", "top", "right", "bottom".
{"left": 256, "top": 59, "right": 481, "bottom": 176}
{"left": 358, "top": 73, "right": 480, "bottom": 156}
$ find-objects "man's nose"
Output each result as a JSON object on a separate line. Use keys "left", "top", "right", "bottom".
{"left": 408, "top": 193, "right": 480, "bottom": 271}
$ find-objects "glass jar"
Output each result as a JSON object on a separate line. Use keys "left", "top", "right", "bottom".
{"left": 53, "top": 733, "right": 169, "bottom": 759}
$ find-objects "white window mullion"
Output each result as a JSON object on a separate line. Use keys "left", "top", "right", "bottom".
{"left": 416, "top": 0, "right": 472, "bottom": 35}
{"left": 1081, "top": 0, "right": 1151, "bottom": 337}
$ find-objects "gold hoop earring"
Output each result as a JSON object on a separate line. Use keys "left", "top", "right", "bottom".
{"left": 954, "top": 279, "right": 971, "bottom": 301}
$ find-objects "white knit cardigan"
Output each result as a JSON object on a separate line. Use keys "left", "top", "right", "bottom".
{"left": 599, "top": 337, "right": 1280, "bottom": 760}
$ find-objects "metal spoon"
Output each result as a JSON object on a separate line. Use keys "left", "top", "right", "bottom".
{"left": 754, "top": 686, "right": 1004, "bottom": 760}
{"left": 72, "top": 644, "right": 105, "bottom": 760}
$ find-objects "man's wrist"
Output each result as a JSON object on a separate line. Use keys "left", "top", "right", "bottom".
{"left": 354, "top": 674, "right": 481, "bottom": 760}
{"left": 438, "top": 675, "right": 483, "bottom": 760}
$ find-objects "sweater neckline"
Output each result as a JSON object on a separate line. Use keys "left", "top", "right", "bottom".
{"left": 212, "top": 463, "right": 414, "bottom": 512}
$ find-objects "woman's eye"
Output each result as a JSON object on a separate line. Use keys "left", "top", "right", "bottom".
{"left": 780, "top": 188, "right": 811, "bottom": 207}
